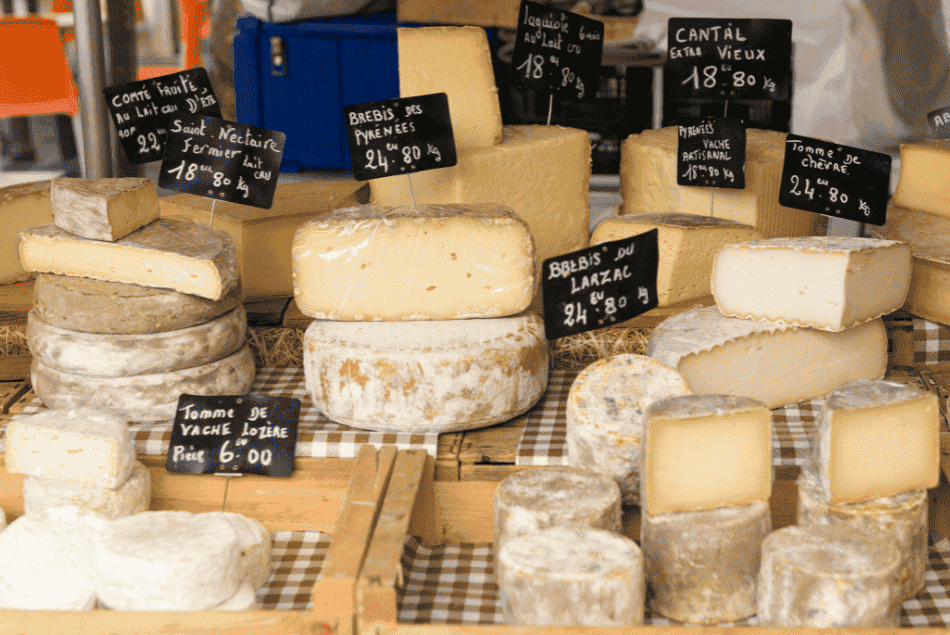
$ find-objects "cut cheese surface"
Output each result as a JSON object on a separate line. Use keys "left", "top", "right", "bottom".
{"left": 646, "top": 307, "right": 888, "bottom": 409}
{"left": 891, "top": 140, "right": 950, "bottom": 217}
{"left": 50, "top": 176, "right": 160, "bottom": 241}
{"left": 398, "top": 26, "right": 502, "bottom": 150}
{"left": 0, "top": 179, "right": 52, "bottom": 285}
{"left": 712, "top": 236, "right": 911, "bottom": 331}
{"left": 591, "top": 213, "right": 763, "bottom": 306}
{"left": 24, "top": 460, "right": 151, "bottom": 520}
{"left": 18, "top": 216, "right": 240, "bottom": 301}
{"left": 291, "top": 203, "right": 535, "bottom": 320}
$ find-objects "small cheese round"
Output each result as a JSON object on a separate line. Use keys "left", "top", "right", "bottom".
{"left": 212, "top": 582, "right": 260, "bottom": 611}
{"left": 23, "top": 460, "right": 151, "bottom": 520}
{"left": 210, "top": 512, "right": 272, "bottom": 589}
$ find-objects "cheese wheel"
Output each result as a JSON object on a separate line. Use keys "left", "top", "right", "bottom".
{"left": 211, "top": 512, "right": 272, "bottom": 589}
{"left": 24, "top": 460, "right": 151, "bottom": 520}
{"left": 212, "top": 582, "right": 260, "bottom": 611}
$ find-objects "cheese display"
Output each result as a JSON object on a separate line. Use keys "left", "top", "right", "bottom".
{"left": 619, "top": 127, "right": 824, "bottom": 238}
{"left": 566, "top": 354, "right": 691, "bottom": 505}
{"left": 797, "top": 461, "right": 927, "bottom": 600}
{"left": 813, "top": 379, "right": 939, "bottom": 505}
{"left": 642, "top": 395, "right": 772, "bottom": 515}
{"left": 18, "top": 217, "right": 240, "bottom": 301}
{"left": 712, "top": 237, "right": 912, "bottom": 331}
{"left": 27, "top": 306, "right": 247, "bottom": 377}
{"left": 302, "top": 312, "right": 548, "bottom": 433}
{"left": 497, "top": 527, "right": 644, "bottom": 626}
{"left": 642, "top": 501, "right": 770, "bottom": 624}
{"left": 5, "top": 408, "right": 135, "bottom": 488}
{"left": 212, "top": 512, "right": 272, "bottom": 590}
{"left": 398, "top": 26, "right": 502, "bottom": 150}
{"left": 646, "top": 307, "right": 888, "bottom": 409}
{"left": 493, "top": 466, "right": 622, "bottom": 552}
{"left": 23, "top": 460, "right": 151, "bottom": 520}
{"left": 757, "top": 524, "right": 902, "bottom": 627}
{"left": 159, "top": 180, "right": 369, "bottom": 299}
{"left": 50, "top": 176, "right": 160, "bottom": 242}
{"left": 31, "top": 343, "right": 256, "bottom": 421}
{"left": 891, "top": 140, "right": 950, "bottom": 217}
{"left": 291, "top": 204, "right": 535, "bottom": 321}
{"left": 0, "top": 179, "right": 53, "bottom": 285}
{"left": 590, "top": 213, "right": 763, "bottom": 306}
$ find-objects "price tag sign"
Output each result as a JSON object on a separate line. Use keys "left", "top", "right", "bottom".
{"left": 665, "top": 18, "right": 792, "bottom": 101}
{"left": 103, "top": 68, "right": 221, "bottom": 164}
{"left": 344, "top": 93, "right": 457, "bottom": 181}
{"left": 928, "top": 104, "right": 950, "bottom": 138}
{"left": 167, "top": 394, "right": 300, "bottom": 478}
{"left": 778, "top": 134, "right": 891, "bottom": 226}
{"left": 159, "top": 113, "right": 285, "bottom": 208}
{"left": 541, "top": 231, "right": 659, "bottom": 341}
{"left": 510, "top": 0, "right": 604, "bottom": 102}
{"left": 676, "top": 117, "right": 746, "bottom": 188}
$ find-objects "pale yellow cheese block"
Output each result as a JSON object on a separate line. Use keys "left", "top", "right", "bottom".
{"left": 0, "top": 180, "right": 52, "bottom": 285}
{"left": 51, "top": 177, "right": 159, "bottom": 242}
{"left": 891, "top": 140, "right": 950, "bottom": 217}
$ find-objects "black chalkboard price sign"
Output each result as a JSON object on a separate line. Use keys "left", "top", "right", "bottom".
{"left": 103, "top": 68, "right": 221, "bottom": 164}
{"left": 665, "top": 18, "right": 792, "bottom": 101}
{"left": 542, "top": 231, "right": 659, "bottom": 341}
{"left": 158, "top": 113, "right": 285, "bottom": 208}
{"left": 677, "top": 117, "right": 746, "bottom": 189}
{"left": 167, "top": 394, "right": 300, "bottom": 478}
{"left": 778, "top": 134, "right": 891, "bottom": 226}
{"left": 928, "top": 104, "right": 950, "bottom": 138}
{"left": 344, "top": 93, "right": 457, "bottom": 181}
{"left": 510, "top": 0, "right": 605, "bottom": 102}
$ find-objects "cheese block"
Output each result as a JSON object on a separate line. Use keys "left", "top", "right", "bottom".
{"left": 620, "top": 127, "right": 825, "bottom": 238}
{"left": 24, "top": 460, "right": 151, "bottom": 520}
{"left": 18, "top": 216, "right": 240, "bottom": 301}
{"left": 642, "top": 501, "right": 770, "bottom": 624}
{"left": 566, "top": 354, "right": 691, "bottom": 505}
{"left": 28, "top": 306, "right": 247, "bottom": 377}
{"left": 493, "top": 467, "right": 622, "bottom": 553}
{"left": 398, "top": 26, "right": 502, "bottom": 150}
{"left": 31, "top": 343, "right": 256, "bottom": 421}
{"left": 32, "top": 273, "right": 242, "bottom": 335}
{"left": 891, "top": 140, "right": 950, "bottom": 217}
{"left": 303, "top": 312, "right": 548, "bottom": 433}
{"left": 757, "top": 524, "right": 901, "bottom": 627}
{"left": 814, "top": 379, "right": 939, "bottom": 505}
{"left": 95, "top": 510, "right": 244, "bottom": 611}
{"left": 159, "top": 180, "right": 369, "bottom": 299}
{"left": 5, "top": 408, "right": 135, "bottom": 488}
{"left": 712, "top": 237, "right": 911, "bottom": 331}
{"left": 497, "top": 527, "right": 644, "bottom": 626}
{"left": 0, "top": 179, "right": 53, "bottom": 285}
{"left": 212, "top": 582, "right": 260, "bottom": 611}
{"left": 797, "top": 461, "right": 927, "bottom": 600}
{"left": 642, "top": 395, "right": 772, "bottom": 515}
{"left": 646, "top": 307, "right": 888, "bottom": 409}
{"left": 291, "top": 204, "right": 535, "bottom": 320}
{"left": 50, "top": 176, "right": 160, "bottom": 241}
{"left": 211, "top": 512, "right": 272, "bottom": 590}
{"left": 590, "top": 213, "right": 763, "bottom": 306}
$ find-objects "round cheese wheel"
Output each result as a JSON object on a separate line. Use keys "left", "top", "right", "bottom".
{"left": 211, "top": 512, "right": 272, "bottom": 589}
{"left": 23, "top": 460, "right": 151, "bottom": 520}
{"left": 212, "top": 582, "right": 260, "bottom": 610}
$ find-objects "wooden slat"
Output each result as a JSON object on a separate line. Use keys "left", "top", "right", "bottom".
{"left": 0, "top": 380, "right": 28, "bottom": 414}
{"left": 431, "top": 481, "right": 498, "bottom": 544}
{"left": 0, "top": 356, "right": 30, "bottom": 382}
{"left": 458, "top": 415, "right": 526, "bottom": 467}
{"left": 374, "top": 625, "right": 950, "bottom": 635}
{"left": 0, "top": 610, "right": 328, "bottom": 635}
{"left": 6, "top": 386, "right": 35, "bottom": 414}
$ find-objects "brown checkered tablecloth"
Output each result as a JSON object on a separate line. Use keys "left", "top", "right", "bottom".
{"left": 914, "top": 318, "right": 950, "bottom": 365}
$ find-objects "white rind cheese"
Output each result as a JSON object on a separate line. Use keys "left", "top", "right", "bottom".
{"left": 642, "top": 501, "right": 770, "bottom": 624}
{"left": 891, "top": 140, "right": 950, "bottom": 217}
{"left": 646, "top": 307, "right": 888, "bottom": 409}
{"left": 23, "top": 460, "right": 151, "bottom": 520}
{"left": 211, "top": 512, "right": 272, "bottom": 590}
{"left": 212, "top": 582, "right": 260, "bottom": 611}
{"left": 50, "top": 176, "right": 160, "bottom": 242}
{"left": 566, "top": 354, "right": 691, "bottom": 506}
{"left": 757, "top": 524, "right": 901, "bottom": 627}
{"left": 0, "top": 508, "right": 5, "bottom": 532}
{"left": 0, "top": 180, "right": 53, "bottom": 285}
{"left": 303, "top": 312, "right": 548, "bottom": 433}
{"left": 497, "top": 527, "right": 644, "bottom": 626}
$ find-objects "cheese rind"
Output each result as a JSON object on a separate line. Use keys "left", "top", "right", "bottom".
{"left": 50, "top": 176, "right": 160, "bottom": 241}
{"left": 212, "top": 582, "right": 260, "bottom": 611}
{"left": 712, "top": 237, "right": 911, "bottom": 331}
{"left": 291, "top": 204, "right": 535, "bottom": 320}
{"left": 211, "top": 512, "right": 272, "bottom": 590}
{"left": 0, "top": 179, "right": 53, "bottom": 285}
{"left": 891, "top": 140, "right": 950, "bottom": 217}
{"left": 24, "top": 460, "right": 151, "bottom": 520}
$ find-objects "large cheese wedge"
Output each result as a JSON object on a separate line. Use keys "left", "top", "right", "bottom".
{"left": 0, "top": 180, "right": 52, "bottom": 285}
{"left": 24, "top": 460, "right": 151, "bottom": 520}
{"left": 50, "top": 176, "right": 160, "bottom": 241}
{"left": 712, "top": 236, "right": 911, "bottom": 331}
{"left": 303, "top": 311, "right": 548, "bottom": 433}
{"left": 591, "top": 213, "right": 763, "bottom": 306}
{"left": 620, "top": 127, "right": 824, "bottom": 238}
{"left": 18, "top": 217, "right": 240, "bottom": 301}
{"left": 159, "top": 180, "right": 368, "bottom": 299}
{"left": 291, "top": 203, "right": 535, "bottom": 321}
{"left": 398, "top": 26, "right": 502, "bottom": 150}
{"left": 646, "top": 307, "right": 887, "bottom": 409}
{"left": 891, "top": 140, "right": 950, "bottom": 217}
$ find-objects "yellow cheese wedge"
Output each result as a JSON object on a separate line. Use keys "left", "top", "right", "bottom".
{"left": 51, "top": 177, "right": 159, "bottom": 242}
{"left": 0, "top": 180, "right": 52, "bottom": 285}
{"left": 891, "top": 140, "right": 950, "bottom": 217}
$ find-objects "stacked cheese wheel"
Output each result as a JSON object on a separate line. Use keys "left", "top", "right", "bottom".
{"left": 17, "top": 177, "right": 255, "bottom": 421}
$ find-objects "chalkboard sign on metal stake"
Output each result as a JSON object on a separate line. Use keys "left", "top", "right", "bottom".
{"left": 677, "top": 117, "right": 747, "bottom": 217}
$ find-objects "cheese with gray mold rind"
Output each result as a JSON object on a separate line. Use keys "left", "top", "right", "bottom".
{"left": 24, "top": 460, "right": 151, "bottom": 520}
{"left": 210, "top": 512, "right": 272, "bottom": 590}
{"left": 50, "top": 176, "right": 160, "bottom": 241}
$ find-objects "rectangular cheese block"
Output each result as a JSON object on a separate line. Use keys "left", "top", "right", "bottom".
{"left": 891, "top": 140, "right": 950, "bottom": 217}
{"left": 712, "top": 237, "right": 912, "bottom": 331}
{"left": 50, "top": 177, "right": 160, "bottom": 242}
{"left": 620, "top": 127, "right": 825, "bottom": 239}
{"left": 292, "top": 203, "right": 535, "bottom": 320}
{"left": 5, "top": 408, "right": 135, "bottom": 488}
{"left": 0, "top": 180, "right": 53, "bottom": 285}
{"left": 18, "top": 217, "right": 240, "bottom": 301}
{"left": 643, "top": 395, "right": 772, "bottom": 515}
{"left": 159, "top": 180, "right": 369, "bottom": 299}
{"left": 815, "top": 380, "right": 940, "bottom": 505}
{"left": 398, "top": 26, "right": 502, "bottom": 150}
{"left": 591, "top": 213, "right": 763, "bottom": 306}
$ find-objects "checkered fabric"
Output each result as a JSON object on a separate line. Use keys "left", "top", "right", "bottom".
{"left": 914, "top": 318, "right": 950, "bottom": 364}
{"left": 257, "top": 531, "right": 331, "bottom": 610}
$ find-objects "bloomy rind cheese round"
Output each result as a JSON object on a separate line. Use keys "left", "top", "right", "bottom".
{"left": 23, "top": 460, "right": 151, "bottom": 520}
{"left": 211, "top": 512, "right": 272, "bottom": 590}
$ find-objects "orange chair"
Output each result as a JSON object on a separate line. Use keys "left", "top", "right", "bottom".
{"left": 0, "top": 15, "right": 79, "bottom": 117}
